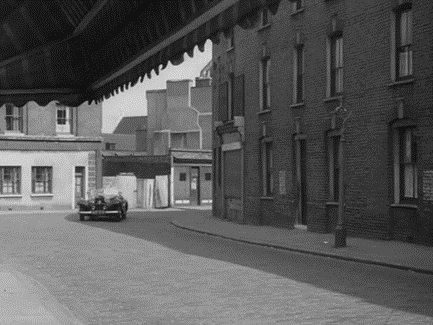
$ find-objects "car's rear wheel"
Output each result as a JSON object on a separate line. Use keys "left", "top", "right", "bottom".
{"left": 79, "top": 214, "right": 84, "bottom": 221}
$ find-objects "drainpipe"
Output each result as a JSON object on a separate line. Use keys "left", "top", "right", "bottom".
{"left": 169, "top": 147, "right": 174, "bottom": 207}
{"left": 76, "top": 106, "right": 78, "bottom": 136}
{"left": 334, "top": 106, "right": 352, "bottom": 248}
{"left": 236, "top": 128, "right": 245, "bottom": 224}
{"left": 26, "top": 103, "right": 29, "bottom": 134}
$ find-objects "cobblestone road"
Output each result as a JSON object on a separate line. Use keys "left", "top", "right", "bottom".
{"left": 0, "top": 210, "right": 432, "bottom": 325}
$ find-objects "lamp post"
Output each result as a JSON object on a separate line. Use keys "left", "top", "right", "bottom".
{"left": 334, "top": 102, "right": 351, "bottom": 248}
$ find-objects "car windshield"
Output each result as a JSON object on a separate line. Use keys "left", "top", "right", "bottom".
{"left": 89, "top": 188, "right": 120, "bottom": 200}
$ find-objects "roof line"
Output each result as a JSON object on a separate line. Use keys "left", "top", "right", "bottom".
{"left": 0, "top": 0, "right": 108, "bottom": 70}
{"left": 91, "top": 0, "right": 239, "bottom": 90}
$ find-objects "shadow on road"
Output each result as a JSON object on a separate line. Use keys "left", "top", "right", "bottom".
{"left": 65, "top": 210, "right": 433, "bottom": 318}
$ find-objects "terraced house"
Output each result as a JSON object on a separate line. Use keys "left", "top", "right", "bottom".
{"left": 0, "top": 101, "right": 103, "bottom": 211}
{"left": 212, "top": 0, "right": 433, "bottom": 245}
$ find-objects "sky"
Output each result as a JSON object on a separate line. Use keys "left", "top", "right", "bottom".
{"left": 101, "top": 40, "right": 213, "bottom": 133}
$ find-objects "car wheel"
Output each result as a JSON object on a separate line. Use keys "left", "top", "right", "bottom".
{"left": 79, "top": 214, "right": 84, "bottom": 221}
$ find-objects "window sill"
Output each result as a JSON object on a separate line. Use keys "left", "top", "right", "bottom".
{"left": 0, "top": 194, "right": 22, "bottom": 198}
{"left": 290, "top": 8, "right": 305, "bottom": 17}
{"left": 294, "top": 224, "right": 307, "bottom": 230}
{"left": 56, "top": 133, "right": 74, "bottom": 137}
{"left": 226, "top": 46, "right": 235, "bottom": 53}
{"left": 326, "top": 201, "right": 339, "bottom": 206}
{"left": 4, "top": 131, "right": 24, "bottom": 136}
{"left": 258, "top": 109, "right": 272, "bottom": 116}
{"left": 390, "top": 203, "right": 418, "bottom": 209}
{"left": 257, "top": 23, "right": 271, "bottom": 32}
{"left": 260, "top": 196, "right": 274, "bottom": 201}
{"left": 323, "top": 96, "right": 343, "bottom": 103}
{"left": 290, "top": 102, "right": 305, "bottom": 109}
{"left": 387, "top": 79, "right": 415, "bottom": 87}
{"left": 30, "top": 194, "right": 54, "bottom": 197}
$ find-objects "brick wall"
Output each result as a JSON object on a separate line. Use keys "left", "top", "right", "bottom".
{"left": 88, "top": 151, "right": 97, "bottom": 194}
{"left": 213, "top": 0, "right": 433, "bottom": 242}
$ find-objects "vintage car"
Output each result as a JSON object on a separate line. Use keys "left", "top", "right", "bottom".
{"left": 78, "top": 189, "right": 128, "bottom": 222}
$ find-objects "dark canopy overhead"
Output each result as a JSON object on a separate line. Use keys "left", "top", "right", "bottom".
{"left": 0, "top": 0, "right": 283, "bottom": 107}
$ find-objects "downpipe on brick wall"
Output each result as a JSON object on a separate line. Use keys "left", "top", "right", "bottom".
{"left": 334, "top": 103, "right": 352, "bottom": 248}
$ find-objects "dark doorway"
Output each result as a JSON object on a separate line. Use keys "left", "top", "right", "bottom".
{"left": 294, "top": 138, "right": 307, "bottom": 226}
{"left": 75, "top": 167, "right": 85, "bottom": 207}
{"left": 190, "top": 167, "right": 200, "bottom": 205}
{"left": 299, "top": 139, "right": 307, "bottom": 225}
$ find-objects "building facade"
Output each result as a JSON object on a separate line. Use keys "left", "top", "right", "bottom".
{"left": 147, "top": 77, "right": 213, "bottom": 206}
{"left": 102, "top": 115, "right": 148, "bottom": 153}
{"left": 0, "top": 101, "right": 103, "bottom": 211}
{"left": 212, "top": 0, "right": 433, "bottom": 245}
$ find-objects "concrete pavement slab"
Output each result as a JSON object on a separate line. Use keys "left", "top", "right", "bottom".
{"left": 171, "top": 210, "right": 433, "bottom": 275}
{"left": 0, "top": 271, "right": 84, "bottom": 325}
{"left": 0, "top": 272, "right": 62, "bottom": 325}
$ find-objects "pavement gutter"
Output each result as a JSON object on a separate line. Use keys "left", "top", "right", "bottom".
{"left": 170, "top": 219, "right": 433, "bottom": 276}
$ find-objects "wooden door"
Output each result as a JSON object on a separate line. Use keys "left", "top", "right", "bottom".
{"left": 190, "top": 167, "right": 200, "bottom": 205}
{"left": 74, "top": 167, "right": 85, "bottom": 207}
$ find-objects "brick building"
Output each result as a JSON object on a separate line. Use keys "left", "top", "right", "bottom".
{"left": 147, "top": 77, "right": 213, "bottom": 206}
{"left": 102, "top": 115, "right": 148, "bottom": 153}
{"left": 0, "top": 101, "right": 103, "bottom": 211}
{"left": 212, "top": 0, "right": 433, "bottom": 245}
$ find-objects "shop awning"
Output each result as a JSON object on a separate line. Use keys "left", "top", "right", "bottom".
{"left": 0, "top": 0, "right": 283, "bottom": 107}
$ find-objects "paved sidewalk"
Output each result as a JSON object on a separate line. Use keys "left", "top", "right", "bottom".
{"left": 171, "top": 208, "right": 433, "bottom": 275}
{"left": 0, "top": 271, "right": 83, "bottom": 325}
{"left": 0, "top": 207, "right": 182, "bottom": 215}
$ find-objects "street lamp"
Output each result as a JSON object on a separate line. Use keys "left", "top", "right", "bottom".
{"left": 334, "top": 100, "right": 351, "bottom": 248}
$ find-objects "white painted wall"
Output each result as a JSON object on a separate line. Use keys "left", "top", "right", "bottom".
{"left": 0, "top": 151, "right": 91, "bottom": 210}
{"left": 103, "top": 175, "right": 137, "bottom": 209}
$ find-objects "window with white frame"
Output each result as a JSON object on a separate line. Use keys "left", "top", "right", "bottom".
{"left": 171, "top": 133, "right": 187, "bottom": 149}
{"left": 262, "top": 141, "right": 273, "bottom": 196}
{"left": 330, "top": 35, "right": 343, "bottom": 96}
{"left": 260, "top": 7, "right": 269, "bottom": 26}
{"left": 0, "top": 167, "right": 21, "bottom": 195}
{"left": 56, "top": 106, "right": 72, "bottom": 134}
{"left": 227, "top": 29, "right": 234, "bottom": 49}
{"left": 259, "top": 57, "right": 271, "bottom": 111}
{"left": 105, "top": 142, "right": 116, "bottom": 150}
{"left": 394, "top": 128, "right": 417, "bottom": 203}
{"left": 32, "top": 167, "right": 53, "bottom": 194}
{"left": 5, "top": 104, "right": 23, "bottom": 133}
{"left": 328, "top": 135, "right": 340, "bottom": 202}
{"left": 396, "top": 8, "right": 412, "bottom": 79}
{"left": 293, "top": 45, "right": 304, "bottom": 103}
{"left": 227, "top": 72, "right": 234, "bottom": 120}
{"left": 292, "top": 0, "right": 304, "bottom": 12}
